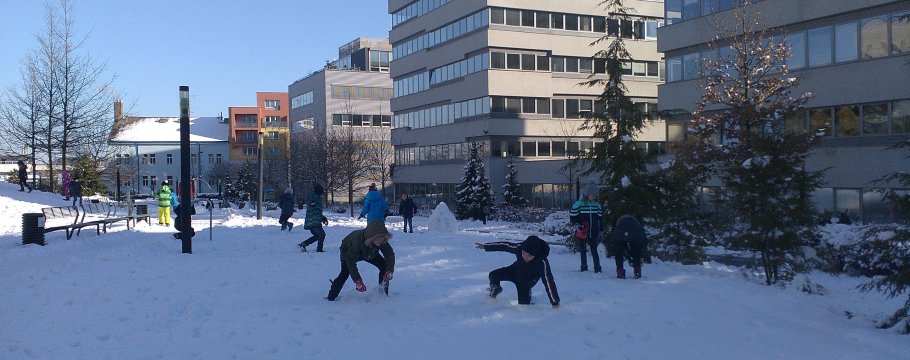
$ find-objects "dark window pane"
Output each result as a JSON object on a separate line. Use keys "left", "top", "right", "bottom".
{"left": 521, "top": 10, "right": 535, "bottom": 27}
{"left": 507, "top": 141, "right": 521, "bottom": 157}
{"left": 608, "top": 19, "right": 620, "bottom": 37}
{"left": 566, "top": 58, "right": 579, "bottom": 72}
{"left": 536, "top": 98, "right": 550, "bottom": 114}
{"left": 594, "top": 17, "right": 607, "bottom": 33}
{"left": 566, "top": 99, "right": 580, "bottom": 119}
{"left": 552, "top": 141, "right": 567, "bottom": 157}
{"left": 507, "top": 53, "right": 521, "bottom": 69}
{"left": 552, "top": 99, "right": 565, "bottom": 118}
{"left": 506, "top": 97, "right": 522, "bottom": 113}
{"left": 579, "top": 16, "right": 592, "bottom": 31}
{"left": 538, "top": 142, "right": 551, "bottom": 156}
{"left": 506, "top": 9, "right": 521, "bottom": 26}
{"left": 521, "top": 54, "right": 536, "bottom": 70}
{"left": 893, "top": 100, "right": 910, "bottom": 134}
{"left": 537, "top": 55, "right": 549, "bottom": 71}
{"left": 863, "top": 103, "right": 889, "bottom": 135}
{"left": 621, "top": 20, "right": 633, "bottom": 39}
{"left": 491, "top": 96, "right": 506, "bottom": 112}
{"left": 579, "top": 58, "right": 593, "bottom": 73}
{"left": 551, "top": 57, "right": 565, "bottom": 72}
{"left": 522, "top": 98, "right": 536, "bottom": 113}
{"left": 522, "top": 142, "right": 536, "bottom": 157}
{"left": 594, "top": 59, "right": 606, "bottom": 74}
{"left": 647, "top": 61, "right": 659, "bottom": 77}
{"left": 551, "top": 13, "right": 564, "bottom": 29}
{"left": 491, "top": 52, "right": 506, "bottom": 68}
{"left": 567, "top": 141, "right": 580, "bottom": 155}
{"left": 835, "top": 105, "right": 860, "bottom": 137}
{"left": 491, "top": 8, "right": 505, "bottom": 24}
{"left": 565, "top": 15, "right": 579, "bottom": 31}
{"left": 536, "top": 12, "right": 550, "bottom": 28}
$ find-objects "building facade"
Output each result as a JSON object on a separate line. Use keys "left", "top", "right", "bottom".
{"left": 108, "top": 114, "right": 230, "bottom": 196}
{"left": 387, "top": 0, "right": 667, "bottom": 209}
{"left": 657, "top": 0, "right": 910, "bottom": 222}
{"left": 228, "top": 92, "right": 290, "bottom": 162}
{"left": 288, "top": 38, "right": 393, "bottom": 135}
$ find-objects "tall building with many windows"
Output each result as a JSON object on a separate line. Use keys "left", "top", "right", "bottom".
{"left": 228, "top": 92, "right": 290, "bottom": 162}
{"left": 657, "top": 0, "right": 910, "bottom": 223}
{"left": 387, "top": 0, "right": 667, "bottom": 208}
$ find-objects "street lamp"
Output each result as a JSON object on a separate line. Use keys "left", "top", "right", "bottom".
{"left": 257, "top": 130, "right": 264, "bottom": 220}
{"left": 178, "top": 85, "right": 193, "bottom": 254}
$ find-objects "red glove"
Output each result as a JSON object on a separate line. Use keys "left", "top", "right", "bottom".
{"left": 384, "top": 272, "right": 393, "bottom": 282}
{"left": 355, "top": 279, "right": 366, "bottom": 292}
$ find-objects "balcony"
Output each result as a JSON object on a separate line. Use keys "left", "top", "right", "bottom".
{"left": 234, "top": 121, "right": 258, "bottom": 129}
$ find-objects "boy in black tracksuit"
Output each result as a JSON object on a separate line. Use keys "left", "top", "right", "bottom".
{"left": 611, "top": 215, "right": 648, "bottom": 279}
{"left": 475, "top": 235, "right": 560, "bottom": 307}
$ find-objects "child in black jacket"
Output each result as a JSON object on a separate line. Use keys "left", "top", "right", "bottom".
{"left": 475, "top": 235, "right": 560, "bottom": 308}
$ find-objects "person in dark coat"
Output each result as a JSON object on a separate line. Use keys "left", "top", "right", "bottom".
{"left": 475, "top": 235, "right": 560, "bottom": 308}
{"left": 358, "top": 183, "right": 388, "bottom": 223}
{"left": 299, "top": 183, "right": 329, "bottom": 252}
{"left": 398, "top": 192, "right": 416, "bottom": 233}
{"left": 570, "top": 182, "right": 603, "bottom": 272}
{"left": 17, "top": 160, "right": 31, "bottom": 192}
{"left": 278, "top": 187, "right": 295, "bottom": 231}
{"left": 611, "top": 215, "right": 648, "bottom": 279}
{"left": 172, "top": 199, "right": 196, "bottom": 239}
{"left": 69, "top": 176, "right": 83, "bottom": 206}
{"left": 326, "top": 220, "right": 395, "bottom": 301}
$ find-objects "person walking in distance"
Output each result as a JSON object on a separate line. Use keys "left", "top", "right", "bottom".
{"left": 475, "top": 235, "right": 560, "bottom": 308}
{"left": 278, "top": 187, "right": 296, "bottom": 231}
{"left": 17, "top": 160, "right": 31, "bottom": 193}
{"left": 398, "top": 192, "right": 416, "bottom": 233}
{"left": 570, "top": 182, "right": 603, "bottom": 273}
{"left": 326, "top": 220, "right": 395, "bottom": 301}
{"left": 69, "top": 176, "right": 83, "bottom": 207}
{"left": 298, "top": 183, "right": 329, "bottom": 252}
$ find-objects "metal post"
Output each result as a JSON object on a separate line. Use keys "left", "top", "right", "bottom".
{"left": 116, "top": 167, "right": 121, "bottom": 202}
{"left": 257, "top": 130, "right": 264, "bottom": 220}
{"left": 179, "top": 86, "right": 193, "bottom": 254}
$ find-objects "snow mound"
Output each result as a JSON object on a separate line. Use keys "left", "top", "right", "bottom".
{"left": 428, "top": 202, "right": 457, "bottom": 233}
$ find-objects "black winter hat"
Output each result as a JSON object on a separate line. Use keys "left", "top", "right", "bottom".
{"left": 520, "top": 236, "right": 545, "bottom": 257}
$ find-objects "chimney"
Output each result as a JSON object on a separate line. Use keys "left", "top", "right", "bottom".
{"left": 114, "top": 100, "right": 123, "bottom": 121}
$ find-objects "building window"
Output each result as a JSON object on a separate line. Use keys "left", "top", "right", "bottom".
{"left": 894, "top": 12, "right": 910, "bottom": 54}
{"left": 863, "top": 103, "right": 890, "bottom": 135}
{"left": 268, "top": 131, "right": 279, "bottom": 140}
{"left": 506, "top": 53, "right": 521, "bottom": 69}
{"left": 505, "top": 9, "right": 520, "bottom": 26}
{"left": 834, "top": 22, "right": 858, "bottom": 62}
{"left": 835, "top": 105, "right": 860, "bottom": 137}
{"left": 166, "top": 153, "right": 173, "bottom": 165}
{"left": 243, "top": 147, "right": 258, "bottom": 156}
{"left": 894, "top": 100, "right": 910, "bottom": 134}
{"left": 148, "top": 154, "right": 156, "bottom": 165}
{"left": 242, "top": 131, "right": 257, "bottom": 142}
{"left": 142, "top": 176, "right": 149, "bottom": 187}
{"left": 150, "top": 176, "right": 158, "bottom": 189}
{"left": 268, "top": 147, "right": 280, "bottom": 156}
{"left": 860, "top": 16, "right": 889, "bottom": 59}
{"left": 190, "top": 153, "right": 197, "bottom": 165}
{"left": 291, "top": 91, "right": 314, "bottom": 109}
{"left": 264, "top": 100, "right": 280, "bottom": 109}
{"left": 208, "top": 153, "right": 215, "bottom": 164}
{"left": 787, "top": 33, "right": 806, "bottom": 69}
{"left": 808, "top": 26, "right": 833, "bottom": 67}
{"left": 216, "top": 153, "right": 223, "bottom": 163}
{"left": 809, "top": 108, "right": 831, "bottom": 136}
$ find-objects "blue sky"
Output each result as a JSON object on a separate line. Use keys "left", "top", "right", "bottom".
{"left": 0, "top": 0, "right": 391, "bottom": 118}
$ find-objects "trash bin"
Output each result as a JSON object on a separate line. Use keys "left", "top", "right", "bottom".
{"left": 22, "top": 213, "right": 46, "bottom": 246}
{"left": 135, "top": 204, "right": 149, "bottom": 224}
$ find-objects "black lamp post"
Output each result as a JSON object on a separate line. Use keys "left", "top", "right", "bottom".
{"left": 178, "top": 86, "right": 193, "bottom": 254}
{"left": 257, "top": 130, "right": 264, "bottom": 220}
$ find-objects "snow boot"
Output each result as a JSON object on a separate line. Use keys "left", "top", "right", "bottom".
{"left": 580, "top": 265, "right": 588, "bottom": 272}
{"left": 633, "top": 265, "right": 642, "bottom": 279}
{"left": 287, "top": 222, "right": 294, "bottom": 232}
{"left": 381, "top": 279, "right": 390, "bottom": 295}
{"left": 297, "top": 242, "right": 307, "bottom": 252}
{"left": 594, "top": 266, "right": 602, "bottom": 274}
{"left": 616, "top": 268, "right": 626, "bottom": 279}
{"left": 487, "top": 284, "right": 503, "bottom": 299}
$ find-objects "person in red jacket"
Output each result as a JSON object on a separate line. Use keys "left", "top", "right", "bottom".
{"left": 475, "top": 235, "right": 560, "bottom": 308}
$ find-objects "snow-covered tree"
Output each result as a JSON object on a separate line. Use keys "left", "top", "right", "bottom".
{"left": 501, "top": 157, "right": 527, "bottom": 206}
{"left": 454, "top": 141, "right": 493, "bottom": 221}
{"left": 581, "top": 0, "right": 661, "bottom": 227}
{"left": 683, "top": 2, "right": 822, "bottom": 285}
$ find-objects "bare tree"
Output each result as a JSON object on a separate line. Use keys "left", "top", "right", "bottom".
{"left": 362, "top": 126, "right": 394, "bottom": 198}
{"left": 546, "top": 118, "right": 588, "bottom": 197}
{"left": 0, "top": 54, "right": 46, "bottom": 187}
{"left": 328, "top": 125, "right": 371, "bottom": 217}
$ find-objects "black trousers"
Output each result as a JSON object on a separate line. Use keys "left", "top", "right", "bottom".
{"left": 279, "top": 212, "right": 292, "bottom": 228}
{"left": 402, "top": 216, "right": 413, "bottom": 232}
{"left": 302, "top": 226, "right": 326, "bottom": 251}
{"left": 577, "top": 237, "right": 601, "bottom": 272}
{"left": 19, "top": 177, "right": 30, "bottom": 191}
{"left": 327, "top": 255, "right": 386, "bottom": 300}
{"left": 489, "top": 266, "right": 532, "bottom": 305}
{"left": 613, "top": 241, "right": 642, "bottom": 270}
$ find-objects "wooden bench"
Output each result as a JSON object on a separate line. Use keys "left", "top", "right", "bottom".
{"left": 41, "top": 206, "right": 81, "bottom": 240}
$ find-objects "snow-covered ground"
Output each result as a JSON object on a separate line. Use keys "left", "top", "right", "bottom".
{"left": 0, "top": 182, "right": 906, "bottom": 359}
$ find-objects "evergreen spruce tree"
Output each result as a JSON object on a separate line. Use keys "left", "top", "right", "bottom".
{"left": 683, "top": 3, "right": 821, "bottom": 285}
{"left": 455, "top": 141, "right": 493, "bottom": 221}
{"left": 72, "top": 154, "right": 106, "bottom": 196}
{"left": 856, "top": 139, "right": 910, "bottom": 334}
{"left": 501, "top": 157, "right": 527, "bottom": 206}
{"left": 233, "top": 161, "right": 258, "bottom": 200}
{"left": 582, "top": 0, "right": 661, "bottom": 227}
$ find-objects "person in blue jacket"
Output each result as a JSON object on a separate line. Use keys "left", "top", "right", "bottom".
{"left": 358, "top": 183, "right": 388, "bottom": 223}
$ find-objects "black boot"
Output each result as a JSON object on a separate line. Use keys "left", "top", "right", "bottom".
{"left": 616, "top": 268, "right": 626, "bottom": 279}
{"left": 633, "top": 265, "right": 642, "bottom": 279}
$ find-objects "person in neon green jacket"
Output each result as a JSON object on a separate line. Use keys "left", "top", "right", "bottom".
{"left": 156, "top": 181, "right": 174, "bottom": 226}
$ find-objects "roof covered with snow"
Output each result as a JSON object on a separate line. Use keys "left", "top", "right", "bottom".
{"left": 109, "top": 116, "right": 229, "bottom": 143}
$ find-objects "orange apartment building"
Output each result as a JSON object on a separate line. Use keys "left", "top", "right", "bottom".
{"left": 228, "top": 92, "right": 290, "bottom": 162}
